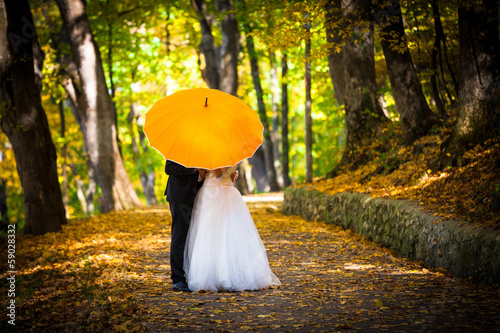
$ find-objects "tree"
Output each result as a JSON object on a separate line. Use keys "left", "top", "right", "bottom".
{"left": 193, "top": 0, "right": 242, "bottom": 186}
{"left": 269, "top": 52, "right": 283, "bottom": 186}
{"left": 55, "top": 0, "right": 142, "bottom": 212}
{"left": 0, "top": 0, "right": 66, "bottom": 235}
{"left": 57, "top": 100, "right": 69, "bottom": 218}
{"left": 429, "top": 0, "right": 448, "bottom": 121}
{"left": 193, "top": 0, "right": 273, "bottom": 192}
{"left": 193, "top": 0, "right": 220, "bottom": 89}
{"left": 36, "top": 0, "right": 98, "bottom": 216}
{"left": 377, "top": 0, "right": 441, "bottom": 145}
{"left": 281, "top": 53, "right": 291, "bottom": 187}
{"left": 325, "top": 0, "right": 345, "bottom": 105}
{"left": 217, "top": 0, "right": 239, "bottom": 95}
{"left": 328, "top": 0, "right": 387, "bottom": 175}
{"left": 242, "top": 17, "right": 280, "bottom": 191}
{"left": 443, "top": 0, "right": 500, "bottom": 162}
{"left": 128, "top": 102, "right": 157, "bottom": 205}
{"left": 304, "top": 16, "right": 313, "bottom": 183}
{"left": 193, "top": 0, "right": 239, "bottom": 95}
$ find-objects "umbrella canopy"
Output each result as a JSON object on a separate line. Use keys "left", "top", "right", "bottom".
{"left": 144, "top": 88, "right": 264, "bottom": 170}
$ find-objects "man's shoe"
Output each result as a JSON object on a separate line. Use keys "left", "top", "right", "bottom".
{"left": 172, "top": 281, "right": 191, "bottom": 292}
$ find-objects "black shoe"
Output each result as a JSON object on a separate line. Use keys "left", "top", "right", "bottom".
{"left": 172, "top": 281, "right": 191, "bottom": 292}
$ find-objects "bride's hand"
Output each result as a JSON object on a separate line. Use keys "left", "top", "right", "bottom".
{"left": 230, "top": 170, "right": 239, "bottom": 182}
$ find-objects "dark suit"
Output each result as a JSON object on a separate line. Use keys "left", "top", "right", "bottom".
{"left": 164, "top": 160, "right": 203, "bottom": 284}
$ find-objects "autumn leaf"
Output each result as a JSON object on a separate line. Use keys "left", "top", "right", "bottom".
{"left": 1, "top": 196, "right": 499, "bottom": 332}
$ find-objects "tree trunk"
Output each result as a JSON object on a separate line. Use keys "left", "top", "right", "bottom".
{"left": 33, "top": 37, "right": 44, "bottom": 94}
{"left": 444, "top": 0, "right": 500, "bottom": 161}
{"left": 65, "top": 93, "right": 97, "bottom": 216}
{"left": 430, "top": 0, "right": 447, "bottom": 121}
{"left": 340, "top": 0, "right": 387, "bottom": 165}
{"left": 216, "top": 0, "right": 239, "bottom": 96}
{"left": 378, "top": 0, "right": 441, "bottom": 145}
{"left": 85, "top": 160, "right": 96, "bottom": 215}
{"left": 269, "top": 52, "right": 283, "bottom": 187}
{"left": 281, "top": 53, "right": 291, "bottom": 187}
{"left": 75, "top": 178, "right": 88, "bottom": 215}
{"left": 140, "top": 172, "right": 157, "bottom": 205}
{"left": 0, "top": 0, "right": 66, "bottom": 235}
{"left": 244, "top": 23, "right": 280, "bottom": 191}
{"left": 250, "top": 147, "right": 270, "bottom": 192}
{"left": 107, "top": 19, "right": 122, "bottom": 156}
{"left": 305, "top": 19, "right": 313, "bottom": 183}
{"left": 55, "top": 0, "right": 142, "bottom": 212}
{"left": 325, "top": 0, "right": 345, "bottom": 105}
{"left": 193, "top": 0, "right": 220, "bottom": 89}
{"left": 129, "top": 103, "right": 158, "bottom": 205}
{"left": 58, "top": 100, "right": 69, "bottom": 218}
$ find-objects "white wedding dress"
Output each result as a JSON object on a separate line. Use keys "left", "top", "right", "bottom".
{"left": 184, "top": 166, "right": 281, "bottom": 292}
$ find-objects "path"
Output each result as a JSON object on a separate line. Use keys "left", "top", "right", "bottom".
{"left": 135, "top": 194, "right": 500, "bottom": 332}
{"left": 2, "top": 193, "right": 499, "bottom": 332}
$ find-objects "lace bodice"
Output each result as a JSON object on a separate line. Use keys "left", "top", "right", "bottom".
{"left": 203, "top": 166, "right": 237, "bottom": 187}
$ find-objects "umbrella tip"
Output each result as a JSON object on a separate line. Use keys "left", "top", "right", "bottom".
{"left": 205, "top": 96, "right": 208, "bottom": 107}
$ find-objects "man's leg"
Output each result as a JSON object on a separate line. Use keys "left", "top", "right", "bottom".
{"left": 170, "top": 203, "right": 192, "bottom": 284}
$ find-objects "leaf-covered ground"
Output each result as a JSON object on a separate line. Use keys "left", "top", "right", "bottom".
{"left": 1, "top": 196, "right": 499, "bottom": 332}
{"left": 303, "top": 122, "right": 500, "bottom": 230}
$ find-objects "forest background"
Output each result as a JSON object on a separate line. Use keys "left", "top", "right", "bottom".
{"left": 1, "top": 0, "right": 499, "bottom": 235}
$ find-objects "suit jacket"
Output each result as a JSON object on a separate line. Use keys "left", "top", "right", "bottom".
{"left": 164, "top": 160, "right": 203, "bottom": 206}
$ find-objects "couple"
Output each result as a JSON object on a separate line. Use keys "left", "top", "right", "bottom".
{"left": 165, "top": 160, "right": 281, "bottom": 292}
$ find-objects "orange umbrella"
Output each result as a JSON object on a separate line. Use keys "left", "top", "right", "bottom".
{"left": 144, "top": 88, "right": 264, "bottom": 170}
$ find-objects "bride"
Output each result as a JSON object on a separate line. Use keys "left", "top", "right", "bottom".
{"left": 184, "top": 165, "right": 281, "bottom": 292}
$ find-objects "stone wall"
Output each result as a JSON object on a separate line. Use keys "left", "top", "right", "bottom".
{"left": 283, "top": 187, "right": 500, "bottom": 285}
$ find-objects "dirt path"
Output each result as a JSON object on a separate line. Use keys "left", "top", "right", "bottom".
{"left": 135, "top": 195, "right": 500, "bottom": 332}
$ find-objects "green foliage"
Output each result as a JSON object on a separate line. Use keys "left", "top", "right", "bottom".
{"left": 0, "top": 0, "right": 464, "bottom": 218}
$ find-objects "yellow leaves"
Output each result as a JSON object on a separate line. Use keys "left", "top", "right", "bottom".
{"left": 5, "top": 194, "right": 500, "bottom": 331}
{"left": 374, "top": 299, "right": 388, "bottom": 310}
{"left": 302, "top": 135, "right": 500, "bottom": 229}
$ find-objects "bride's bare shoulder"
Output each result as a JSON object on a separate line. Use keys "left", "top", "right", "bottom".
{"left": 212, "top": 168, "right": 224, "bottom": 178}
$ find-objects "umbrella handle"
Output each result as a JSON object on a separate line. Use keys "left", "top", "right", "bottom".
{"left": 205, "top": 97, "right": 208, "bottom": 107}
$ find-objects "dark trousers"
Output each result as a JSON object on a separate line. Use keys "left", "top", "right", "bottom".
{"left": 169, "top": 202, "right": 193, "bottom": 284}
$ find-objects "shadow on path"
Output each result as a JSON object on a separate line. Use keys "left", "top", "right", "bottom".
{"left": 137, "top": 194, "right": 500, "bottom": 332}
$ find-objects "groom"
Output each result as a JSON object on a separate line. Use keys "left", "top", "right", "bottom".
{"left": 165, "top": 160, "right": 238, "bottom": 292}
{"left": 165, "top": 160, "right": 204, "bottom": 292}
